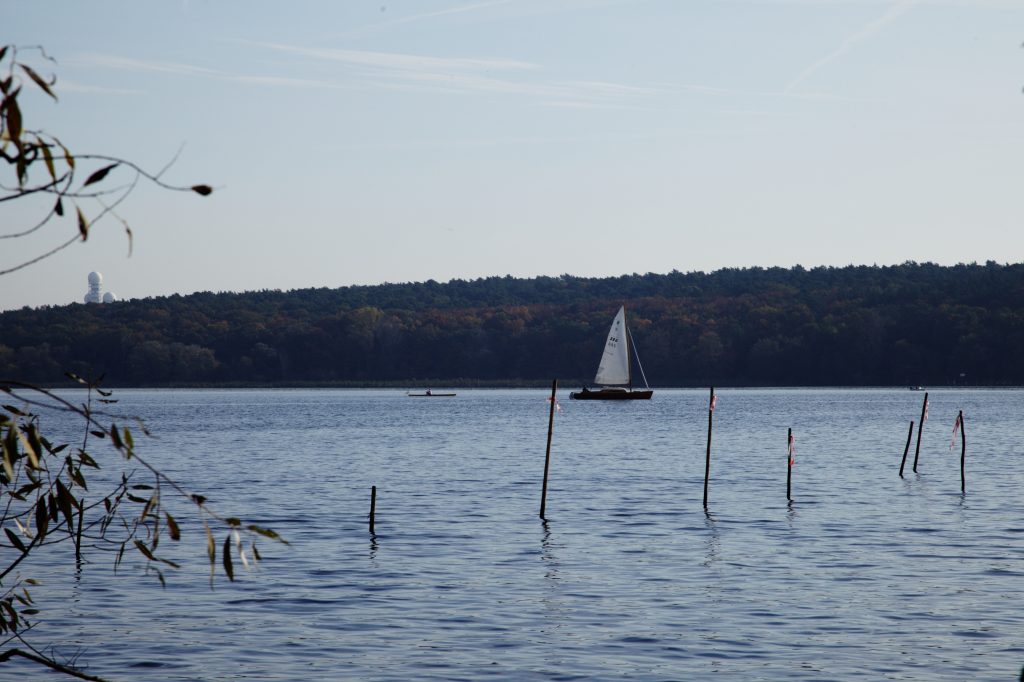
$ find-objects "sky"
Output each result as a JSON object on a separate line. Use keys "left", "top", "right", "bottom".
{"left": 2, "top": 0, "right": 1023, "bottom": 310}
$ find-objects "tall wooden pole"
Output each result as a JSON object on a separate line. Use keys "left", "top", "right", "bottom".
{"left": 540, "top": 379, "right": 557, "bottom": 519}
{"left": 959, "top": 410, "right": 966, "bottom": 493}
{"left": 912, "top": 392, "right": 928, "bottom": 473}
{"left": 899, "top": 420, "right": 914, "bottom": 478}
{"left": 703, "top": 386, "right": 714, "bottom": 509}
{"left": 369, "top": 485, "right": 376, "bottom": 534}
{"left": 786, "top": 428, "right": 793, "bottom": 502}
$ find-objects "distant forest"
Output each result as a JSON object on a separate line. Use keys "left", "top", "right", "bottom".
{"left": 2, "top": 262, "right": 1022, "bottom": 387}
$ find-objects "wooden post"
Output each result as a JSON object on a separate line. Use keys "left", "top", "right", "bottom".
{"left": 899, "top": 420, "right": 914, "bottom": 478}
{"left": 369, "top": 485, "right": 376, "bottom": 534}
{"left": 959, "top": 410, "right": 966, "bottom": 493}
{"left": 540, "top": 379, "right": 557, "bottom": 519}
{"left": 703, "top": 386, "right": 714, "bottom": 509}
{"left": 75, "top": 496, "right": 84, "bottom": 564}
{"left": 786, "top": 428, "right": 793, "bottom": 502}
{"left": 912, "top": 392, "right": 928, "bottom": 473}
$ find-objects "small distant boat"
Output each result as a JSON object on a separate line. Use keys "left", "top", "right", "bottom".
{"left": 908, "top": 386, "right": 924, "bottom": 391}
{"left": 407, "top": 390, "right": 456, "bottom": 397}
{"left": 570, "top": 306, "right": 653, "bottom": 401}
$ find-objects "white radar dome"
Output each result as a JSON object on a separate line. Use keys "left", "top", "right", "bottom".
{"left": 88, "top": 271, "right": 102, "bottom": 285}
{"left": 102, "top": 292, "right": 118, "bottom": 303}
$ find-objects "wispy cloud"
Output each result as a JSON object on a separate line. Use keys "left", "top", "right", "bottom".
{"left": 376, "top": 0, "right": 517, "bottom": 27}
{"left": 68, "top": 42, "right": 660, "bottom": 109}
{"left": 260, "top": 43, "right": 538, "bottom": 73}
{"left": 55, "top": 79, "right": 145, "bottom": 96}
{"left": 784, "top": 0, "right": 919, "bottom": 94}
{"left": 68, "top": 53, "right": 346, "bottom": 90}
{"left": 255, "top": 42, "right": 660, "bottom": 108}
{"left": 69, "top": 53, "right": 223, "bottom": 78}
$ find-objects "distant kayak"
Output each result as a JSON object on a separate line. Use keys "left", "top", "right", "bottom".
{"left": 407, "top": 391, "right": 456, "bottom": 397}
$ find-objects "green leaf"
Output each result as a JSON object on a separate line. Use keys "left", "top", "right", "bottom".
{"left": 134, "top": 539, "right": 156, "bottom": 561}
{"left": 35, "top": 497, "right": 48, "bottom": 540}
{"left": 69, "top": 466, "right": 87, "bottom": 489}
{"left": 39, "top": 137, "right": 56, "bottom": 180}
{"left": 4, "top": 93, "right": 23, "bottom": 146}
{"left": 59, "top": 141, "right": 74, "bottom": 169}
{"left": 76, "top": 206, "right": 89, "bottom": 241}
{"left": 82, "top": 163, "right": 118, "bottom": 187}
{"left": 247, "top": 524, "right": 289, "bottom": 545}
{"left": 55, "top": 480, "right": 76, "bottom": 530}
{"left": 109, "top": 423, "right": 123, "bottom": 450}
{"left": 222, "top": 534, "right": 235, "bottom": 581}
{"left": 2, "top": 446, "right": 13, "bottom": 481}
{"left": 4, "top": 527, "right": 26, "bottom": 552}
{"left": 205, "top": 522, "right": 215, "bottom": 565}
{"left": 19, "top": 63, "right": 57, "bottom": 101}
{"left": 165, "top": 512, "right": 181, "bottom": 541}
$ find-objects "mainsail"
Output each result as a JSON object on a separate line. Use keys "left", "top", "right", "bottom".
{"left": 594, "top": 306, "right": 630, "bottom": 386}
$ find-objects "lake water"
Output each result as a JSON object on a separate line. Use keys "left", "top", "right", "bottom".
{"left": 8, "top": 388, "right": 1024, "bottom": 680}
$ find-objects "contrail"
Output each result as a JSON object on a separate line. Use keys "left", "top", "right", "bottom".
{"left": 784, "top": 0, "right": 919, "bottom": 94}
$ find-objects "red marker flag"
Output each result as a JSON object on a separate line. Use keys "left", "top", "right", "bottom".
{"left": 949, "top": 412, "right": 962, "bottom": 451}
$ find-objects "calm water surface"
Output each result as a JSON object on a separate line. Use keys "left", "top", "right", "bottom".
{"left": 11, "top": 388, "right": 1024, "bottom": 680}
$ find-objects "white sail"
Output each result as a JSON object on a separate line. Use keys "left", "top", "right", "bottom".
{"left": 594, "top": 306, "right": 630, "bottom": 386}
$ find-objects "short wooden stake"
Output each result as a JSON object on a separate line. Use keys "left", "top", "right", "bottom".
{"left": 703, "top": 386, "right": 715, "bottom": 509}
{"left": 959, "top": 410, "right": 966, "bottom": 493}
{"left": 912, "top": 392, "right": 928, "bottom": 473}
{"left": 899, "top": 420, "right": 914, "bottom": 478}
{"left": 369, "top": 485, "right": 376, "bottom": 534}
{"left": 786, "top": 428, "right": 793, "bottom": 502}
{"left": 540, "top": 379, "right": 557, "bottom": 519}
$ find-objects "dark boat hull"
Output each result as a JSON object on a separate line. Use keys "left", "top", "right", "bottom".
{"left": 569, "top": 389, "right": 653, "bottom": 400}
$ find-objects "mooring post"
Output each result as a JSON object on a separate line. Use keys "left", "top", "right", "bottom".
{"left": 369, "top": 485, "right": 376, "bottom": 534}
{"left": 899, "top": 420, "right": 914, "bottom": 478}
{"left": 959, "top": 410, "right": 966, "bottom": 493}
{"left": 76, "top": 496, "right": 84, "bottom": 564}
{"left": 540, "top": 379, "right": 557, "bottom": 519}
{"left": 912, "top": 392, "right": 928, "bottom": 473}
{"left": 787, "top": 428, "right": 793, "bottom": 502}
{"left": 703, "top": 386, "right": 715, "bottom": 509}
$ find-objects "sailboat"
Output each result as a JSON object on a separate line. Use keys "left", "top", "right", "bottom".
{"left": 569, "top": 306, "right": 653, "bottom": 400}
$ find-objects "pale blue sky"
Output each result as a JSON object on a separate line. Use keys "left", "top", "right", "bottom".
{"left": 3, "top": 0, "right": 1023, "bottom": 310}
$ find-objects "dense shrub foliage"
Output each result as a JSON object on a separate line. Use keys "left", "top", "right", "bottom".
{"left": 2, "top": 261, "right": 1021, "bottom": 387}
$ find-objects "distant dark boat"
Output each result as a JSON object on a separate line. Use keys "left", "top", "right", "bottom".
{"left": 570, "top": 306, "right": 653, "bottom": 401}
{"left": 407, "top": 391, "right": 456, "bottom": 397}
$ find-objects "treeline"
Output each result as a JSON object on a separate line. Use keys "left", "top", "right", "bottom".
{"left": 2, "top": 261, "right": 1023, "bottom": 387}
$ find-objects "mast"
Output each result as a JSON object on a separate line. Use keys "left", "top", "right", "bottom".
{"left": 627, "top": 325, "right": 650, "bottom": 390}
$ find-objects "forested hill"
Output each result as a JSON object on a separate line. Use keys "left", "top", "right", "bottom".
{"left": 2, "top": 262, "right": 1022, "bottom": 387}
